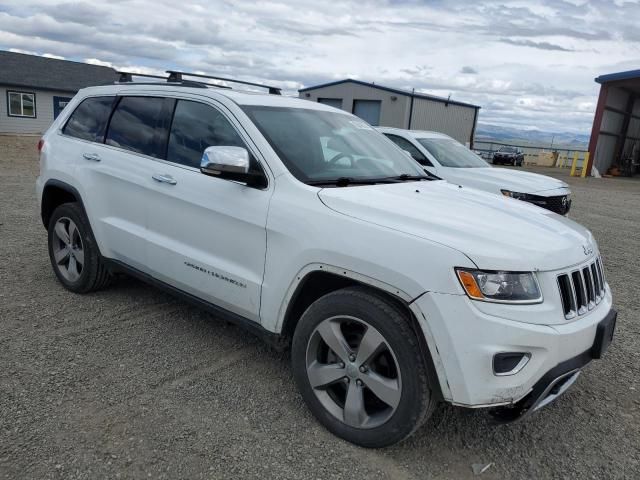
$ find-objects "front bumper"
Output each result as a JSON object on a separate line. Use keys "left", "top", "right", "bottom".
{"left": 411, "top": 287, "right": 614, "bottom": 408}
{"left": 490, "top": 307, "right": 616, "bottom": 422}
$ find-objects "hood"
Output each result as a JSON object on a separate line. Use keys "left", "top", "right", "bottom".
{"left": 318, "top": 181, "right": 593, "bottom": 272}
{"left": 439, "top": 166, "right": 569, "bottom": 195}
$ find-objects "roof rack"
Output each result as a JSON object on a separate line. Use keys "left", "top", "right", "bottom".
{"left": 115, "top": 71, "right": 208, "bottom": 89}
{"left": 167, "top": 70, "right": 282, "bottom": 95}
{"left": 117, "top": 71, "right": 166, "bottom": 82}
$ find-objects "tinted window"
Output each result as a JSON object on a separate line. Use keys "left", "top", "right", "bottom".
{"left": 385, "top": 134, "right": 432, "bottom": 167}
{"left": 417, "top": 138, "right": 489, "bottom": 168}
{"left": 105, "top": 96, "right": 169, "bottom": 157}
{"left": 63, "top": 96, "right": 115, "bottom": 142}
{"left": 167, "top": 100, "right": 247, "bottom": 168}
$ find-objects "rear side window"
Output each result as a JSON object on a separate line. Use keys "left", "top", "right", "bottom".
{"left": 105, "top": 96, "right": 172, "bottom": 158}
{"left": 167, "top": 100, "right": 246, "bottom": 168}
{"left": 62, "top": 96, "right": 115, "bottom": 142}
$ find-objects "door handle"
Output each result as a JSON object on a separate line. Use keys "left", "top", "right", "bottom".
{"left": 82, "top": 153, "right": 101, "bottom": 162}
{"left": 152, "top": 173, "right": 177, "bottom": 185}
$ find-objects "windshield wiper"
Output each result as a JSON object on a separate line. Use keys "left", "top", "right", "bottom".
{"left": 385, "top": 173, "right": 435, "bottom": 182}
{"left": 307, "top": 177, "right": 397, "bottom": 187}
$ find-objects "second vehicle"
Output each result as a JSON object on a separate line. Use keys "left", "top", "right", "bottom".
{"left": 378, "top": 128, "right": 572, "bottom": 216}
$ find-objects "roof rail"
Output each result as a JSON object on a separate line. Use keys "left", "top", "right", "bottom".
{"left": 115, "top": 71, "right": 208, "bottom": 89}
{"left": 166, "top": 70, "right": 282, "bottom": 95}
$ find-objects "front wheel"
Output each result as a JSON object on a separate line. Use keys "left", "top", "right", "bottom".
{"left": 291, "top": 287, "right": 437, "bottom": 447}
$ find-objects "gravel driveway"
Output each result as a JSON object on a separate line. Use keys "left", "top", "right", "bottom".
{"left": 1, "top": 135, "right": 638, "bottom": 479}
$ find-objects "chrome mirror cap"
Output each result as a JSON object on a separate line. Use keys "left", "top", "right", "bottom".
{"left": 200, "top": 146, "right": 249, "bottom": 176}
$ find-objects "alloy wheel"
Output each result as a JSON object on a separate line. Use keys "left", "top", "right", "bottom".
{"left": 305, "top": 315, "right": 402, "bottom": 429}
{"left": 52, "top": 217, "right": 85, "bottom": 282}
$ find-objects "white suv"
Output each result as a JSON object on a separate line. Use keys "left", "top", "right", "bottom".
{"left": 36, "top": 73, "right": 616, "bottom": 448}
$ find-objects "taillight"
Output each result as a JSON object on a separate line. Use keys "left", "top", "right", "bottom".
{"left": 37, "top": 138, "right": 44, "bottom": 153}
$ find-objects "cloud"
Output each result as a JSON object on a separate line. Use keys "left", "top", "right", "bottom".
{"left": 0, "top": 0, "right": 637, "bottom": 133}
{"left": 500, "top": 38, "right": 574, "bottom": 51}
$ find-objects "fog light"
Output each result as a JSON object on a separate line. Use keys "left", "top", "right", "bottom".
{"left": 493, "top": 352, "right": 531, "bottom": 376}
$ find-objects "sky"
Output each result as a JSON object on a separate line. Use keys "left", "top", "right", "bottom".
{"left": 0, "top": 0, "right": 639, "bottom": 134}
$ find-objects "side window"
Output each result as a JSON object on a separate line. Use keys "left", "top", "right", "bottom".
{"left": 62, "top": 96, "right": 115, "bottom": 142}
{"left": 385, "top": 134, "right": 433, "bottom": 167}
{"left": 105, "top": 96, "right": 170, "bottom": 158}
{"left": 167, "top": 100, "right": 248, "bottom": 169}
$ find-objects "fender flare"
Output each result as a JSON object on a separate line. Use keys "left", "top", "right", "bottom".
{"left": 275, "top": 263, "right": 452, "bottom": 401}
{"left": 41, "top": 179, "right": 87, "bottom": 228}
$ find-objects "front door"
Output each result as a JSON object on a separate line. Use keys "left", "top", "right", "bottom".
{"left": 145, "top": 98, "right": 271, "bottom": 321}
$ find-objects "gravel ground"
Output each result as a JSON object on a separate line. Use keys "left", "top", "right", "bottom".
{"left": 1, "top": 135, "right": 639, "bottom": 479}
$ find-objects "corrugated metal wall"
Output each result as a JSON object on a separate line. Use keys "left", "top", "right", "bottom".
{"left": 409, "top": 98, "right": 476, "bottom": 145}
{"left": 300, "top": 82, "right": 479, "bottom": 144}
{"left": 300, "top": 83, "right": 411, "bottom": 127}
{"left": 0, "top": 86, "right": 74, "bottom": 134}
{"left": 592, "top": 85, "right": 640, "bottom": 173}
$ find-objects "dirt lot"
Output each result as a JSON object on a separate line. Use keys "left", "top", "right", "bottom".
{"left": 1, "top": 135, "right": 639, "bottom": 479}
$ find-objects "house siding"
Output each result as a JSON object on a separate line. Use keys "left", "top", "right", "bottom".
{"left": 0, "top": 86, "right": 75, "bottom": 135}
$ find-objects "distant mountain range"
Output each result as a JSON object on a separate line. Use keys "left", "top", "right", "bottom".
{"left": 475, "top": 124, "right": 590, "bottom": 148}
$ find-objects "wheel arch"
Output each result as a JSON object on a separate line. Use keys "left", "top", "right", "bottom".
{"left": 278, "top": 264, "right": 444, "bottom": 401}
{"left": 41, "top": 179, "right": 86, "bottom": 229}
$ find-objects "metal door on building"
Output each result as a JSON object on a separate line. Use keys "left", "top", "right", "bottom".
{"left": 318, "top": 98, "right": 343, "bottom": 110}
{"left": 53, "top": 96, "right": 73, "bottom": 119}
{"left": 352, "top": 99, "right": 381, "bottom": 126}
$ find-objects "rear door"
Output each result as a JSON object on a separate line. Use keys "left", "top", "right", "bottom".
{"left": 72, "top": 95, "right": 173, "bottom": 271}
{"left": 145, "top": 97, "right": 272, "bottom": 321}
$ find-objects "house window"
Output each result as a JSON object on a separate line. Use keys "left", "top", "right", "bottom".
{"left": 7, "top": 91, "right": 36, "bottom": 118}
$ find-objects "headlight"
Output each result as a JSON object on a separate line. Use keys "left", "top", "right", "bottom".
{"left": 455, "top": 268, "right": 543, "bottom": 304}
{"left": 501, "top": 190, "right": 531, "bottom": 200}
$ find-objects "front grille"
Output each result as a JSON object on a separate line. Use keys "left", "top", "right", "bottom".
{"left": 526, "top": 195, "right": 571, "bottom": 215}
{"left": 557, "top": 257, "right": 606, "bottom": 319}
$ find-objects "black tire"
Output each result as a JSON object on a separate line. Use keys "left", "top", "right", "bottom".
{"left": 47, "top": 202, "right": 112, "bottom": 293}
{"left": 291, "top": 286, "right": 437, "bottom": 447}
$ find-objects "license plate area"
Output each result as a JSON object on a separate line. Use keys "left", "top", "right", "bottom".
{"left": 591, "top": 309, "right": 617, "bottom": 359}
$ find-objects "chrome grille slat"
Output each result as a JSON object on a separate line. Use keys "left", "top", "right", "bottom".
{"left": 591, "top": 263, "right": 601, "bottom": 303}
{"left": 557, "top": 256, "right": 605, "bottom": 319}
{"left": 583, "top": 266, "right": 595, "bottom": 309}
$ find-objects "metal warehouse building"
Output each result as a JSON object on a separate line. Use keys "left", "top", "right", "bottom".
{"left": 588, "top": 69, "right": 640, "bottom": 176}
{"left": 299, "top": 79, "right": 481, "bottom": 146}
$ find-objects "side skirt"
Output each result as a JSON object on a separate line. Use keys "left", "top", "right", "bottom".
{"left": 104, "top": 258, "right": 289, "bottom": 351}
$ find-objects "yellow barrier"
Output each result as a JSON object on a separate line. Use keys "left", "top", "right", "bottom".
{"left": 581, "top": 152, "right": 590, "bottom": 178}
{"left": 570, "top": 152, "right": 579, "bottom": 176}
{"left": 570, "top": 152, "right": 590, "bottom": 177}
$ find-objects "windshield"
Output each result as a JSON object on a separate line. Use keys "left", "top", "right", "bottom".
{"left": 241, "top": 106, "right": 425, "bottom": 183}
{"left": 417, "top": 138, "right": 489, "bottom": 168}
{"left": 499, "top": 147, "right": 517, "bottom": 153}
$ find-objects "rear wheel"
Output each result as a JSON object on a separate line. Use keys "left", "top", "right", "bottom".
{"left": 291, "top": 286, "right": 437, "bottom": 447}
{"left": 48, "top": 202, "right": 112, "bottom": 293}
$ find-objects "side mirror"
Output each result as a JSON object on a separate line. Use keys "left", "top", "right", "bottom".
{"left": 200, "top": 146, "right": 265, "bottom": 187}
{"left": 402, "top": 149, "right": 413, "bottom": 158}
